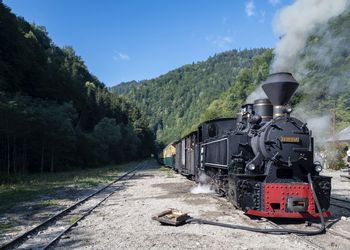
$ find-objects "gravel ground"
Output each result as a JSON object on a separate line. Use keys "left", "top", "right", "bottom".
{"left": 2, "top": 162, "right": 350, "bottom": 249}
{"left": 55, "top": 161, "right": 313, "bottom": 250}
{"left": 323, "top": 168, "right": 350, "bottom": 198}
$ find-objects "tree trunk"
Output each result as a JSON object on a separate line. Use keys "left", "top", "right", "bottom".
{"left": 50, "top": 148, "right": 54, "bottom": 173}
{"left": 0, "top": 137, "right": 3, "bottom": 173}
{"left": 41, "top": 141, "right": 45, "bottom": 174}
{"left": 13, "top": 136, "right": 16, "bottom": 175}
{"left": 1, "top": 137, "right": 2, "bottom": 172}
{"left": 22, "top": 140, "right": 26, "bottom": 174}
{"left": 7, "top": 135, "right": 10, "bottom": 176}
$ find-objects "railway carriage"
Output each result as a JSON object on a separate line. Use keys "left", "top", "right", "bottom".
{"left": 197, "top": 118, "right": 236, "bottom": 192}
{"left": 174, "top": 131, "right": 197, "bottom": 176}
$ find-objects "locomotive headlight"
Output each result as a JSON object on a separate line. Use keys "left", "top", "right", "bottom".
{"left": 314, "top": 162, "right": 323, "bottom": 173}
{"left": 285, "top": 107, "right": 293, "bottom": 114}
{"left": 248, "top": 164, "right": 255, "bottom": 171}
{"left": 282, "top": 105, "right": 293, "bottom": 115}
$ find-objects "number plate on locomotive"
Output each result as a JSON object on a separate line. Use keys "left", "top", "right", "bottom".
{"left": 280, "top": 136, "right": 300, "bottom": 143}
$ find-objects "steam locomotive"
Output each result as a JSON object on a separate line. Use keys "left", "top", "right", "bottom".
{"left": 162, "top": 72, "right": 331, "bottom": 219}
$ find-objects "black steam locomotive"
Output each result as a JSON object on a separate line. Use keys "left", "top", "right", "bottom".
{"left": 163, "top": 72, "right": 331, "bottom": 219}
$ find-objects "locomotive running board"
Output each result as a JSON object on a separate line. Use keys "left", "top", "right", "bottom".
{"left": 152, "top": 208, "right": 190, "bottom": 226}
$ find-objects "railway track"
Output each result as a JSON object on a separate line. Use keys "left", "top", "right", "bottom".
{"left": 263, "top": 219, "right": 324, "bottom": 250}
{"left": 261, "top": 196, "right": 350, "bottom": 250}
{"left": 264, "top": 218, "right": 350, "bottom": 250}
{"left": 331, "top": 197, "right": 350, "bottom": 211}
{"left": 328, "top": 196, "right": 350, "bottom": 241}
{"left": 0, "top": 160, "right": 147, "bottom": 250}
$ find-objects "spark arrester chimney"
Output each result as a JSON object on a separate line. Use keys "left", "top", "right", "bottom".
{"left": 262, "top": 72, "right": 299, "bottom": 118}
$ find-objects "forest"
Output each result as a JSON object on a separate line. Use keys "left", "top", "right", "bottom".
{"left": 0, "top": 3, "right": 156, "bottom": 175}
{"left": 111, "top": 48, "right": 269, "bottom": 143}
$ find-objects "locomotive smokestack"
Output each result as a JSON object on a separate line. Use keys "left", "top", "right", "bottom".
{"left": 262, "top": 72, "right": 298, "bottom": 105}
{"left": 262, "top": 72, "right": 298, "bottom": 117}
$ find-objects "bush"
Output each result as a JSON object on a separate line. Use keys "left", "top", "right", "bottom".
{"left": 325, "top": 143, "right": 347, "bottom": 170}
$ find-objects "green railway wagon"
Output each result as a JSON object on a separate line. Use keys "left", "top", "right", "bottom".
{"left": 163, "top": 143, "right": 176, "bottom": 168}
{"left": 163, "top": 156, "right": 174, "bottom": 167}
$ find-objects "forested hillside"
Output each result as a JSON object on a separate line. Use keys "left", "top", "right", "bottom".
{"left": 198, "top": 50, "right": 272, "bottom": 124}
{"left": 0, "top": 3, "right": 155, "bottom": 175}
{"left": 112, "top": 48, "right": 268, "bottom": 143}
{"left": 113, "top": 9, "right": 350, "bottom": 145}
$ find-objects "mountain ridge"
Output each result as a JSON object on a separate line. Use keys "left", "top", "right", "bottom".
{"left": 111, "top": 48, "right": 270, "bottom": 143}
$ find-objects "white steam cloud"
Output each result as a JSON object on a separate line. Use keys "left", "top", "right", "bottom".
{"left": 270, "top": 0, "right": 349, "bottom": 151}
{"left": 244, "top": 0, "right": 350, "bottom": 169}
{"left": 293, "top": 107, "right": 332, "bottom": 147}
{"left": 246, "top": 0, "right": 350, "bottom": 104}
{"left": 271, "top": 0, "right": 349, "bottom": 73}
{"left": 190, "top": 173, "right": 215, "bottom": 194}
{"left": 246, "top": 84, "right": 267, "bottom": 104}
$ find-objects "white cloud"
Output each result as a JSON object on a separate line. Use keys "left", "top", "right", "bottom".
{"left": 210, "top": 35, "right": 233, "bottom": 48}
{"left": 245, "top": 1, "right": 255, "bottom": 17}
{"left": 113, "top": 51, "right": 130, "bottom": 61}
{"left": 269, "top": 0, "right": 280, "bottom": 6}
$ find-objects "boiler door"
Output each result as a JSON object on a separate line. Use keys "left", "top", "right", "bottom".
{"left": 257, "top": 117, "right": 311, "bottom": 164}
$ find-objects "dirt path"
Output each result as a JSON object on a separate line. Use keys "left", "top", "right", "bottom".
{"left": 55, "top": 161, "right": 313, "bottom": 250}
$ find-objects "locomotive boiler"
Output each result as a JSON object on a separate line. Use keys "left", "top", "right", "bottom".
{"left": 165, "top": 72, "right": 331, "bottom": 219}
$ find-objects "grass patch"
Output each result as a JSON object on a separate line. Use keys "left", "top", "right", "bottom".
{"left": 159, "top": 166, "right": 170, "bottom": 172}
{"left": 159, "top": 166, "right": 174, "bottom": 178}
{"left": 69, "top": 214, "right": 80, "bottom": 225}
{"left": 41, "top": 199, "right": 61, "bottom": 206}
{"left": 0, "top": 161, "right": 140, "bottom": 214}
{"left": 0, "top": 222, "right": 13, "bottom": 234}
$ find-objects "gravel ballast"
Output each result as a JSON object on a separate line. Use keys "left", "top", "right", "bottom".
{"left": 55, "top": 162, "right": 313, "bottom": 250}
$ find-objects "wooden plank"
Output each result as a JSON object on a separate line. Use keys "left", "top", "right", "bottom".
{"left": 152, "top": 208, "right": 190, "bottom": 226}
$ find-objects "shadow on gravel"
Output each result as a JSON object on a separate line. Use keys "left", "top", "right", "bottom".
{"left": 58, "top": 231, "right": 91, "bottom": 249}
{"left": 131, "top": 174, "right": 156, "bottom": 180}
{"left": 0, "top": 183, "right": 129, "bottom": 247}
{"left": 330, "top": 191, "right": 350, "bottom": 220}
{"left": 0, "top": 185, "right": 104, "bottom": 238}
{"left": 142, "top": 162, "right": 162, "bottom": 171}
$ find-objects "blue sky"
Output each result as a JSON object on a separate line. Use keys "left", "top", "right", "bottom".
{"left": 4, "top": 0, "right": 292, "bottom": 86}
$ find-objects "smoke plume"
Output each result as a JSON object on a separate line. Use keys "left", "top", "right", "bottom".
{"left": 247, "top": 0, "right": 350, "bottom": 104}
{"left": 294, "top": 20, "right": 350, "bottom": 97}
{"left": 271, "top": 0, "right": 349, "bottom": 73}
